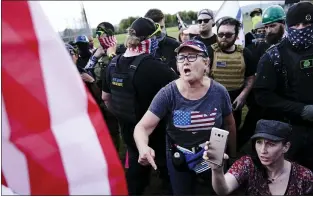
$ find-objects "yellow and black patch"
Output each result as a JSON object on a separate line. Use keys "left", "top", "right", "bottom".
{"left": 112, "top": 77, "right": 123, "bottom": 87}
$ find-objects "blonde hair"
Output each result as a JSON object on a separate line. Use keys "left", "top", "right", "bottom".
{"left": 124, "top": 35, "right": 141, "bottom": 48}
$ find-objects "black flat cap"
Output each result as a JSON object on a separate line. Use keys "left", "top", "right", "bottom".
{"left": 251, "top": 120, "right": 292, "bottom": 141}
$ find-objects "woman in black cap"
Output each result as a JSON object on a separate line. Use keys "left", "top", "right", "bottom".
{"left": 203, "top": 119, "right": 313, "bottom": 195}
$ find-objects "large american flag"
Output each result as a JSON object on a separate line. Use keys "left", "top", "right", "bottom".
{"left": 173, "top": 108, "right": 217, "bottom": 132}
{"left": 2, "top": 1, "right": 127, "bottom": 195}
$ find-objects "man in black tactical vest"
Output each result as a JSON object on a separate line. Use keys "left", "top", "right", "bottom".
{"left": 254, "top": 2, "right": 313, "bottom": 171}
{"left": 102, "top": 17, "right": 178, "bottom": 195}
{"left": 144, "top": 9, "right": 180, "bottom": 74}
{"left": 207, "top": 17, "right": 257, "bottom": 148}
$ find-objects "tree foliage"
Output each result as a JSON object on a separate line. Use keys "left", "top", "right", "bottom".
{"left": 117, "top": 10, "right": 198, "bottom": 32}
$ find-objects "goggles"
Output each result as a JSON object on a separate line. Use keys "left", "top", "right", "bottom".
{"left": 147, "top": 23, "right": 162, "bottom": 39}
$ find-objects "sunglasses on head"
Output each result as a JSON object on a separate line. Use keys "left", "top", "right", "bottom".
{"left": 197, "top": 18, "right": 212, "bottom": 24}
{"left": 96, "top": 30, "right": 105, "bottom": 37}
{"left": 217, "top": 32, "right": 235, "bottom": 38}
{"left": 96, "top": 27, "right": 114, "bottom": 37}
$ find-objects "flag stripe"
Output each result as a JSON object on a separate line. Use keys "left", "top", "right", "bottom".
{"left": 2, "top": 172, "right": 8, "bottom": 187}
{"left": 2, "top": 101, "right": 30, "bottom": 194}
{"left": 185, "top": 127, "right": 213, "bottom": 132}
{"left": 191, "top": 118, "right": 215, "bottom": 123}
{"left": 176, "top": 122, "right": 215, "bottom": 128}
{"left": 86, "top": 89, "right": 128, "bottom": 195}
{"left": 2, "top": 1, "right": 70, "bottom": 195}
{"left": 28, "top": 1, "right": 111, "bottom": 194}
{"left": 28, "top": 1, "right": 127, "bottom": 194}
{"left": 3, "top": 1, "right": 127, "bottom": 195}
{"left": 145, "top": 40, "right": 150, "bottom": 53}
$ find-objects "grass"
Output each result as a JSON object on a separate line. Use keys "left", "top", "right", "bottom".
{"left": 93, "top": 17, "right": 253, "bottom": 47}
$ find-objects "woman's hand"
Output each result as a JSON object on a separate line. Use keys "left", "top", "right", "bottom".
{"left": 138, "top": 145, "right": 157, "bottom": 170}
{"left": 203, "top": 141, "right": 229, "bottom": 170}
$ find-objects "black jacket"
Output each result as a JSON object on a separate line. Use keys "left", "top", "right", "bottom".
{"left": 254, "top": 39, "right": 313, "bottom": 125}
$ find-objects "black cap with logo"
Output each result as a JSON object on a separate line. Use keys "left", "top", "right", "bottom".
{"left": 286, "top": 2, "right": 313, "bottom": 27}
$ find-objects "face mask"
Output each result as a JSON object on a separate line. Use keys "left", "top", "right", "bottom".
{"left": 252, "top": 16, "right": 262, "bottom": 29}
{"left": 287, "top": 25, "right": 313, "bottom": 50}
{"left": 157, "top": 28, "right": 167, "bottom": 42}
{"left": 98, "top": 36, "right": 117, "bottom": 49}
{"left": 255, "top": 33, "right": 265, "bottom": 39}
{"left": 150, "top": 38, "right": 159, "bottom": 56}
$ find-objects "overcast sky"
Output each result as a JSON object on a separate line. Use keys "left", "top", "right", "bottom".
{"left": 39, "top": 1, "right": 270, "bottom": 32}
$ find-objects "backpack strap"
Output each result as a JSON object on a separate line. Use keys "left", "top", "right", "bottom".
{"left": 129, "top": 53, "right": 151, "bottom": 71}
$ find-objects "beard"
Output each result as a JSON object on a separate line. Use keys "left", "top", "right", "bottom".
{"left": 217, "top": 37, "right": 237, "bottom": 50}
{"left": 266, "top": 25, "right": 284, "bottom": 45}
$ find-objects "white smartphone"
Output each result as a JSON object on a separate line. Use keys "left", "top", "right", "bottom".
{"left": 207, "top": 127, "right": 229, "bottom": 166}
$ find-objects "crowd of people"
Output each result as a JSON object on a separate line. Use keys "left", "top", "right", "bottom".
{"left": 64, "top": 2, "right": 313, "bottom": 195}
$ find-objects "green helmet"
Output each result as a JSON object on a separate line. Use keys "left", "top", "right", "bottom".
{"left": 262, "top": 5, "right": 286, "bottom": 25}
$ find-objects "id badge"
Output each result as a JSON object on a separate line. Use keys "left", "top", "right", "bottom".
{"left": 216, "top": 61, "right": 227, "bottom": 68}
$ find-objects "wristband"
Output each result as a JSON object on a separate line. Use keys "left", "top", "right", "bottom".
{"left": 85, "top": 55, "right": 99, "bottom": 70}
{"left": 91, "top": 55, "right": 99, "bottom": 62}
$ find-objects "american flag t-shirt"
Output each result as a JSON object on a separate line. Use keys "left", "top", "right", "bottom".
{"left": 173, "top": 108, "right": 217, "bottom": 132}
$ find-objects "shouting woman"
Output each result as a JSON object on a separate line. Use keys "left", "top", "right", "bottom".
{"left": 134, "top": 39, "right": 236, "bottom": 195}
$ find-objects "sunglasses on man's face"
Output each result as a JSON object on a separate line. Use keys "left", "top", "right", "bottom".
{"left": 217, "top": 32, "right": 235, "bottom": 38}
{"left": 197, "top": 19, "right": 211, "bottom": 24}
